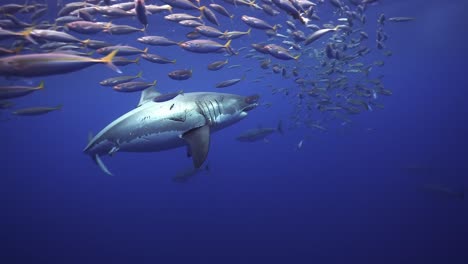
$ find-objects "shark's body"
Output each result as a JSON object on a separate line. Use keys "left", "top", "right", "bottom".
{"left": 84, "top": 89, "right": 258, "bottom": 175}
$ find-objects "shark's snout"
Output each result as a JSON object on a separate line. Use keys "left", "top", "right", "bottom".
{"left": 243, "top": 94, "right": 260, "bottom": 112}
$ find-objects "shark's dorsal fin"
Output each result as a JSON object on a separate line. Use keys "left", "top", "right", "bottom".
{"left": 182, "top": 125, "right": 210, "bottom": 168}
{"left": 137, "top": 87, "right": 161, "bottom": 108}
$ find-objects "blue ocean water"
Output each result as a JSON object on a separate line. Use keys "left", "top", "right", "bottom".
{"left": 1, "top": 0, "right": 467, "bottom": 263}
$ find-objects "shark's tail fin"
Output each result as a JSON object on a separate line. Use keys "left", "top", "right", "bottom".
{"left": 88, "top": 131, "right": 94, "bottom": 143}
{"left": 277, "top": 120, "right": 284, "bottom": 135}
{"left": 93, "top": 154, "right": 113, "bottom": 176}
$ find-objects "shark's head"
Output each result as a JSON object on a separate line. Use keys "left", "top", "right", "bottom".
{"left": 221, "top": 93, "right": 259, "bottom": 119}
{"left": 233, "top": 93, "right": 260, "bottom": 114}
{"left": 196, "top": 93, "right": 259, "bottom": 130}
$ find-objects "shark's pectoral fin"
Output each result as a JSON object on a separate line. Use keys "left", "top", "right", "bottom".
{"left": 93, "top": 154, "right": 113, "bottom": 176}
{"left": 182, "top": 125, "right": 210, "bottom": 168}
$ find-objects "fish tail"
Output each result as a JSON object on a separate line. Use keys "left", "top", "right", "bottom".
{"left": 136, "top": 71, "right": 143, "bottom": 78}
{"left": 223, "top": 39, "right": 236, "bottom": 55}
{"left": 223, "top": 39, "right": 237, "bottom": 55}
{"left": 151, "top": 80, "right": 157, "bottom": 86}
{"left": 171, "top": 59, "right": 176, "bottom": 64}
{"left": 12, "top": 44, "right": 23, "bottom": 54}
{"left": 246, "top": 28, "right": 252, "bottom": 36}
{"left": 134, "top": 57, "right": 140, "bottom": 65}
{"left": 81, "top": 38, "right": 90, "bottom": 46}
{"left": 143, "top": 47, "right": 148, "bottom": 54}
{"left": 21, "top": 27, "right": 37, "bottom": 45}
{"left": 363, "top": 65, "right": 372, "bottom": 76}
{"left": 51, "top": 22, "right": 59, "bottom": 31}
{"left": 224, "top": 39, "right": 232, "bottom": 49}
{"left": 101, "top": 49, "right": 122, "bottom": 74}
{"left": 293, "top": 54, "right": 301, "bottom": 60}
{"left": 37, "top": 81, "right": 45, "bottom": 90}
{"left": 277, "top": 120, "right": 284, "bottom": 135}
{"left": 55, "top": 104, "right": 63, "bottom": 110}
{"left": 104, "top": 22, "right": 112, "bottom": 30}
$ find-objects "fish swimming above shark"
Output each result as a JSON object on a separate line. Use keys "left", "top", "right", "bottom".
{"left": 84, "top": 87, "right": 259, "bottom": 175}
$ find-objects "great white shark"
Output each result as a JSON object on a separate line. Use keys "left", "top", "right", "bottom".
{"left": 84, "top": 88, "right": 259, "bottom": 175}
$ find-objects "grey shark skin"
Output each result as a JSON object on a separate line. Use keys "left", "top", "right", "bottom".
{"left": 84, "top": 89, "right": 259, "bottom": 175}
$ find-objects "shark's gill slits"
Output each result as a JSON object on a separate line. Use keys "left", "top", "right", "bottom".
{"left": 208, "top": 100, "right": 217, "bottom": 123}
{"left": 214, "top": 99, "right": 222, "bottom": 116}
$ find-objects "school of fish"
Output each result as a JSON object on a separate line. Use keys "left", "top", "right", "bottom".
{"left": 0, "top": 0, "right": 415, "bottom": 175}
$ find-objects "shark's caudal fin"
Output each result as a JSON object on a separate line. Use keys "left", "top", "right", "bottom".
{"left": 137, "top": 87, "right": 161, "bottom": 107}
{"left": 86, "top": 132, "right": 112, "bottom": 176}
{"left": 182, "top": 125, "right": 210, "bottom": 168}
{"left": 87, "top": 131, "right": 94, "bottom": 142}
{"left": 93, "top": 154, "right": 113, "bottom": 176}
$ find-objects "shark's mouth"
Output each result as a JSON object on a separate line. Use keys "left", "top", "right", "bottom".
{"left": 243, "top": 94, "right": 260, "bottom": 112}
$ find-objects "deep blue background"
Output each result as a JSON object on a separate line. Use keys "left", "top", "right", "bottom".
{"left": 1, "top": 0, "right": 467, "bottom": 263}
